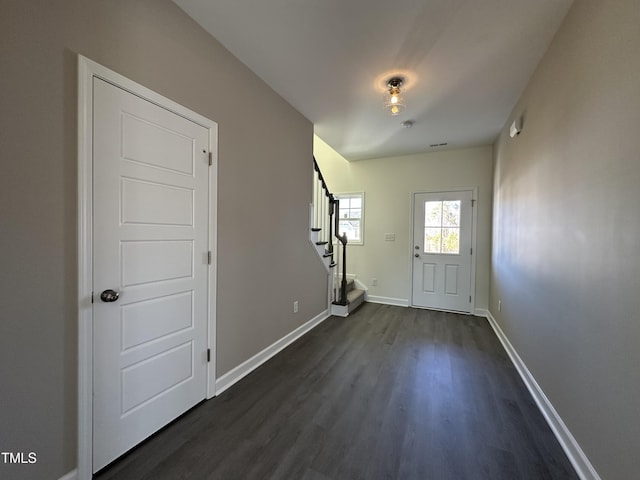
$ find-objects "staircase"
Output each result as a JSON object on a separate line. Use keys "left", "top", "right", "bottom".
{"left": 329, "top": 277, "right": 366, "bottom": 317}
{"left": 311, "top": 157, "right": 365, "bottom": 317}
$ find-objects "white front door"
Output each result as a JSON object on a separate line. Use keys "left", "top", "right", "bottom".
{"left": 92, "top": 77, "right": 210, "bottom": 471}
{"left": 411, "top": 190, "right": 474, "bottom": 313}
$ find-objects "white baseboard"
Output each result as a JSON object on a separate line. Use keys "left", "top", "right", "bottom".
{"left": 365, "top": 295, "right": 409, "bottom": 307}
{"left": 215, "top": 309, "right": 330, "bottom": 395}
{"left": 474, "top": 307, "right": 489, "bottom": 317}
{"left": 483, "top": 310, "right": 601, "bottom": 480}
{"left": 59, "top": 469, "right": 78, "bottom": 480}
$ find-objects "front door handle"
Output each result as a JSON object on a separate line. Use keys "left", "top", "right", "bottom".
{"left": 414, "top": 253, "right": 420, "bottom": 258}
{"left": 100, "top": 289, "right": 120, "bottom": 303}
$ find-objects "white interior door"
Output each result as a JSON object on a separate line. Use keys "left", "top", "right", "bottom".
{"left": 92, "top": 77, "right": 210, "bottom": 471}
{"left": 411, "top": 190, "right": 474, "bottom": 313}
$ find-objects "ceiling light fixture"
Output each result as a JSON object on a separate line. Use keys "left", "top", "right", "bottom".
{"left": 385, "top": 77, "right": 405, "bottom": 116}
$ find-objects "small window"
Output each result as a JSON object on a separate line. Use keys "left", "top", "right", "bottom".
{"left": 424, "top": 200, "right": 460, "bottom": 254}
{"left": 336, "top": 193, "right": 364, "bottom": 245}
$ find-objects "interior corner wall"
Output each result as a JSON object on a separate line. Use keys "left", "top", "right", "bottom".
{"left": 314, "top": 137, "right": 493, "bottom": 311}
{"left": 0, "top": 1, "right": 327, "bottom": 479}
{"left": 490, "top": 0, "right": 640, "bottom": 478}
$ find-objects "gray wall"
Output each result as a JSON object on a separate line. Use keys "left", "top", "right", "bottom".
{"left": 315, "top": 138, "right": 493, "bottom": 312}
{"left": 0, "top": 1, "right": 327, "bottom": 478}
{"left": 490, "top": 0, "right": 640, "bottom": 478}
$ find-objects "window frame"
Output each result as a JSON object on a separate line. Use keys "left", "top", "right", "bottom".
{"left": 335, "top": 192, "right": 365, "bottom": 246}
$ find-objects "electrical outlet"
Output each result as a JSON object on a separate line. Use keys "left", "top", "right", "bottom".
{"left": 498, "top": 300, "right": 502, "bottom": 312}
{"left": 372, "top": 278, "right": 377, "bottom": 286}
{"left": 293, "top": 300, "right": 299, "bottom": 313}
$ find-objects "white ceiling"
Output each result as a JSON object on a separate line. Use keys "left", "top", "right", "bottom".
{"left": 174, "top": 0, "right": 573, "bottom": 161}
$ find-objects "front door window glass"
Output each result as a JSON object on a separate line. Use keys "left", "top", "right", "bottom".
{"left": 424, "top": 200, "right": 461, "bottom": 254}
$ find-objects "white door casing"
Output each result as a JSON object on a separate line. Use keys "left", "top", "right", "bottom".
{"left": 411, "top": 190, "right": 475, "bottom": 313}
{"left": 78, "top": 56, "right": 218, "bottom": 478}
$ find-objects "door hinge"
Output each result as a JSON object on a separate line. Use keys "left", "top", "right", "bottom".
{"left": 471, "top": 199, "right": 476, "bottom": 207}
{"left": 470, "top": 247, "right": 473, "bottom": 255}
{"left": 469, "top": 296, "right": 472, "bottom": 302}
{"left": 208, "top": 151, "right": 213, "bottom": 166}
{"left": 91, "top": 292, "right": 94, "bottom": 304}
{"left": 207, "top": 348, "right": 211, "bottom": 362}
{"left": 207, "top": 251, "right": 212, "bottom": 264}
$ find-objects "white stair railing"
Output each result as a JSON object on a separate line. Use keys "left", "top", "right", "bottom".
{"left": 312, "top": 158, "right": 348, "bottom": 307}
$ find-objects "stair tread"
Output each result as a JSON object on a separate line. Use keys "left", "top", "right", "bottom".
{"left": 332, "top": 288, "right": 365, "bottom": 316}
{"left": 347, "top": 288, "right": 365, "bottom": 301}
{"left": 336, "top": 278, "right": 357, "bottom": 292}
{"left": 333, "top": 288, "right": 365, "bottom": 304}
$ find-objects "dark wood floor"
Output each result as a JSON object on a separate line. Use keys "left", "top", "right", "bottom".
{"left": 95, "top": 303, "right": 578, "bottom": 480}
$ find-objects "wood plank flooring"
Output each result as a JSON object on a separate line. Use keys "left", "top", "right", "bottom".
{"left": 95, "top": 303, "right": 578, "bottom": 480}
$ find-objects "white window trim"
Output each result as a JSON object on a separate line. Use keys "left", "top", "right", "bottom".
{"left": 335, "top": 192, "right": 365, "bottom": 246}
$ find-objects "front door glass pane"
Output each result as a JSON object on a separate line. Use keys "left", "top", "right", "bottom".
{"left": 423, "top": 200, "right": 461, "bottom": 254}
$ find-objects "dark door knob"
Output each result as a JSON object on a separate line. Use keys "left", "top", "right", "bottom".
{"left": 100, "top": 289, "right": 120, "bottom": 303}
